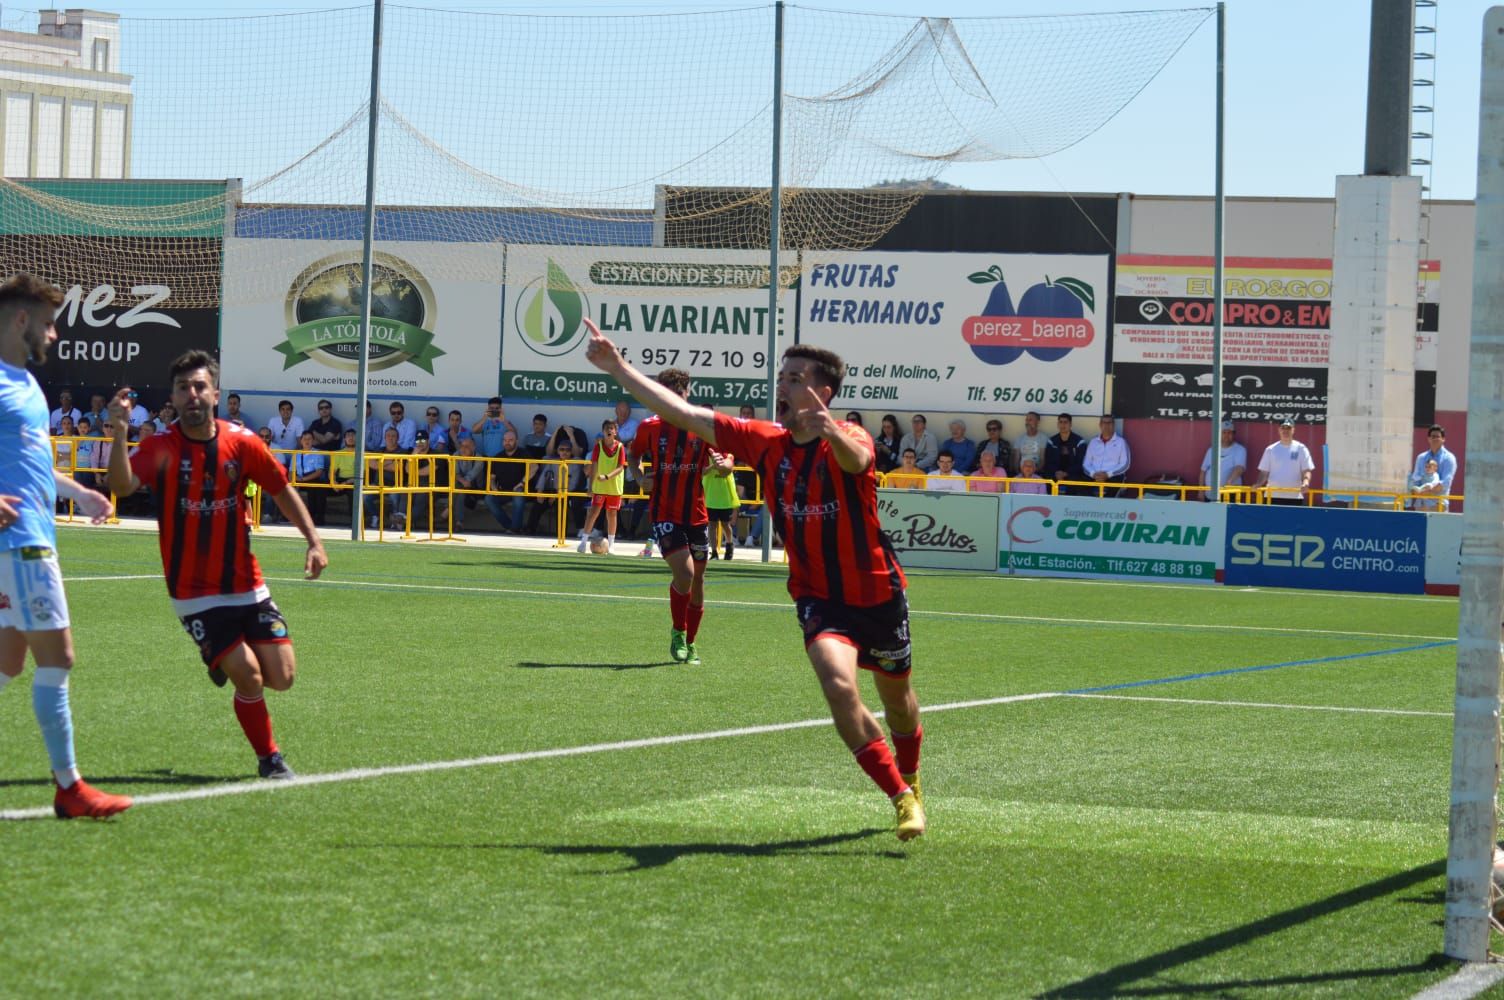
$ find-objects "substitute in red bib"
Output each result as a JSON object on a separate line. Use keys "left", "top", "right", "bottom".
{"left": 586, "top": 321, "right": 925, "bottom": 841}
{"left": 628, "top": 369, "right": 714, "bottom": 665}
{"left": 106, "top": 351, "right": 328, "bottom": 781}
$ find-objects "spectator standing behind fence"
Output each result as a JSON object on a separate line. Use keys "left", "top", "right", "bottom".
{"left": 1012, "top": 411, "right": 1048, "bottom": 475}
{"left": 1082, "top": 416, "right": 1131, "bottom": 492}
{"left": 943, "top": 421, "right": 978, "bottom": 473}
{"left": 885, "top": 448, "right": 926, "bottom": 489}
{"left": 1200, "top": 420, "right": 1247, "bottom": 501}
{"left": 1254, "top": 419, "right": 1313, "bottom": 506}
{"left": 927, "top": 451, "right": 967, "bottom": 491}
{"left": 472, "top": 396, "right": 514, "bottom": 458}
{"left": 967, "top": 449, "right": 1007, "bottom": 493}
{"left": 873, "top": 414, "right": 902, "bottom": 474}
{"left": 900, "top": 414, "right": 939, "bottom": 472}
{"left": 1010, "top": 456, "right": 1051, "bottom": 494}
{"left": 1410, "top": 424, "right": 1457, "bottom": 509}
{"left": 1042, "top": 413, "right": 1086, "bottom": 495}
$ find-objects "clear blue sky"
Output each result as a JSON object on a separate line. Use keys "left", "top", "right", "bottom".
{"left": 6, "top": 0, "right": 1493, "bottom": 202}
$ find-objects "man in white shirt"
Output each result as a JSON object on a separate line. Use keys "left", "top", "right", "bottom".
{"left": 1200, "top": 420, "right": 1247, "bottom": 501}
{"left": 1082, "top": 415, "right": 1131, "bottom": 494}
{"left": 1012, "top": 410, "right": 1049, "bottom": 475}
{"left": 48, "top": 388, "right": 81, "bottom": 433}
{"left": 266, "top": 399, "right": 304, "bottom": 469}
{"left": 926, "top": 450, "right": 967, "bottom": 492}
{"left": 1255, "top": 419, "right": 1314, "bottom": 506}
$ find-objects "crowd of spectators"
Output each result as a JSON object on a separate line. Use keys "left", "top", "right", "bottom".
{"left": 45, "top": 390, "right": 1467, "bottom": 527}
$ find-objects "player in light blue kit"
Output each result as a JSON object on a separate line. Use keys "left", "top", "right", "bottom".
{"left": 0, "top": 273, "right": 131, "bottom": 819}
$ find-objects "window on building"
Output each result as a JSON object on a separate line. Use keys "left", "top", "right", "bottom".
{"left": 91, "top": 39, "right": 109, "bottom": 72}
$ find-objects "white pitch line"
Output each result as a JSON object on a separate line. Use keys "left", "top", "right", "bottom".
{"left": 1410, "top": 962, "right": 1504, "bottom": 1000}
{"left": 1068, "top": 693, "right": 1452, "bottom": 718}
{"left": 70, "top": 573, "right": 1439, "bottom": 643}
{"left": 0, "top": 691, "right": 1063, "bottom": 821}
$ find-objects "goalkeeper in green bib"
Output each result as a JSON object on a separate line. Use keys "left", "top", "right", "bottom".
{"left": 577, "top": 418, "right": 627, "bottom": 553}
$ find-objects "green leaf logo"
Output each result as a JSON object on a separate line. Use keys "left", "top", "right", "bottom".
{"left": 517, "top": 259, "right": 590, "bottom": 357}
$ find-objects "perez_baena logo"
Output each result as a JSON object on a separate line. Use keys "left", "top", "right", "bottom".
{"left": 962, "top": 264, "right": 1096, "bottom": 366}
{"left": 278, "top": 252, "right": 443, "bottom": 373}
{"left": 515, "top": 258, "right": 590, "bottom": 358}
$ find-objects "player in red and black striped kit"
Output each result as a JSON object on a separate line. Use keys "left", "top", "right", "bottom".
{"left": 586, "top": 321, "right": 925, "bottom": 841}
{"left": 628, "top": 369, "right": 714, "bottom": 665}
{"left": 107, "top": 351, "right": 328, "bottom": 781}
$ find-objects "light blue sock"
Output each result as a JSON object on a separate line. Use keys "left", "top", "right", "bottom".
{"left": 32, "top": 667, "right": 80, "bottom": 788}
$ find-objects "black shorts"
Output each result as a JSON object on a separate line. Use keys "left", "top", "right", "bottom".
{"left": 179, "top": 597, "right": 291, "bottom": 668}
{"left": 652, "top": 521, "right": 709, "bottom": 561}
{"left": 796, "top": 592, "right": 912, "bottom": 676}
{"left": 706, "top": 507, "right": 736, "bottom": 525}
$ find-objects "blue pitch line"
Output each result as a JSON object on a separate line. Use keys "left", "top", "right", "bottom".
{"left": 1066, "top": 640, "right": 1456, "bottom": 695}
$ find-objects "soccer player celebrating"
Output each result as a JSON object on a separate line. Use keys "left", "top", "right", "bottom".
{"left": 585, "top": 321, "right": 925, "bottom": 841}
{"left": 628, "top": 367, "right": 713, "bottom": 665}
{"left": 0, "top": 273, "right": 132, "bottom": 819}
{"left": 106, "top": 351, "right": 328, "bottom": 780}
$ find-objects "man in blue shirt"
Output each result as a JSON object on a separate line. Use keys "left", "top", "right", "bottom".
{"left": 1411, "top": 423, "right": 1459, "bottom": 507}
{"left": 293, "top": 429, "right": 331, "bottom": 526}
{"left": 385, "top": 401, "right": 417, "bottom": 452}
{"left": 471, "top": 396, "right": 514, "bottom": 458}
{"left": 0, "top": 273, "right": 131, "bottom": 819}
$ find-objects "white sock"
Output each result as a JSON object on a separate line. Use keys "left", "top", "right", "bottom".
{"left": 607, "top": 535, "right": 615, "bottom": 543}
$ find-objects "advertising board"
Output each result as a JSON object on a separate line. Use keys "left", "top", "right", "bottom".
{"left": 999, "top": 495, "right": 1224, "bottom": 583}
{"left": 1222, "top": 505, "right": 1426, "bottom": 594}
{"left": 875, "top": 489, "right": 999, "bottom": 572}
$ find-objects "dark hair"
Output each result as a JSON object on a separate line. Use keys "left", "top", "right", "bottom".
{"left": 278, "top": 399, "right": 293, "bottom": 410}
{"left": 656, "top": 367, "right": 692, "bottom": 396}
{"left": 532, "top": 413, "right": 547, "bottom": 424}
{"left": 1026, "top": 411, "right": 1041, "bottom": 420}
{"left": 881, "top": 414, "right": 899, "bottom": 433}
{"left": 845, "top": 411, "right": 863, "bottom": 426}
{"left": 1057, "top": 413, "right": 1072, "bottom": 423}
{"left": 937, "top": 449, "right": 954, "bottom": 461}
{"left": 168, "top": 349, "right": 219, "bottom": 385}
{"left": 0, "top": 272, "right": 63, "bottom": 315}
{"left": 911, "top": 413, "right": 927, "bottom": 425}
{"left": 781, "top": 344, "right": 845, "bottom": 394}
{"left": 1429, "top": 424, "right": 1446, "bottom": 437}
{"left": 317, "top": 398, "right": 332, "bottom": 409}
{"left": 449, "top": 409, "right": 462, "bottom": 418}
{"left": 601, "top": 419, "right": 617, "bottom": 431}
{"left": 902, "top": 447, "right": 917, "bottom": 457}
{"left": 488, "top": 396, "right": 503, "bottom": 406}
{"left": 228, "top": 393, "right": 241, "bottom": 403}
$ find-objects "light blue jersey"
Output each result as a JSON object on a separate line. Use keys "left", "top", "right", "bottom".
{"left": 0, "top": 358, "right": 58, "bottom": 550}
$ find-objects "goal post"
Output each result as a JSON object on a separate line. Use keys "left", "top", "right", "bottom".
{"left": 1444, "top": 4, "right": 1504, "bottom": 964}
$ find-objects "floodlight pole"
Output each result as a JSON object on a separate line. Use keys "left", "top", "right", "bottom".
{"left": 762, "top": 0, "right": 785, "bottom": 564}
{"left": 351, "top": 0, "right": 384, "bottom": 542}
{"left": 1209, "top": 2, "right": 1226, "bottom": 500}
{"left": 1443, "top": 5, "right": 1504, "bottom": 964}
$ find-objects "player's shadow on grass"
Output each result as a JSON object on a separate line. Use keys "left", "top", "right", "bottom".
{"left": 0, "top": 768, "right": 242, "bottom": 788}
{"left": 516, "top": 660, "right": 677, "bottom": 671}
{"left": 1038, "top": 858, "right": 1448, "bottom": 997}
{"left": 342, "top": 828, "right": 902, "bottom": 872}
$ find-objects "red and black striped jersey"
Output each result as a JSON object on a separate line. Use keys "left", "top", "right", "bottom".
{"left": 631, "top": 416, "right": 710, "bottom": 526}
{"left": 128, "top": 420, "right": 289, "bottom": 602}
{"left": 711, "top": 412, "right": 905, "bottom": 606}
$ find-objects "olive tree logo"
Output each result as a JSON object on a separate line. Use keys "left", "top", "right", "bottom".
{"left": 515, "top": 258, "right": 589, "bottom": 358}
{"left": 278, "top": 252, "right": 443, "bottom": 372}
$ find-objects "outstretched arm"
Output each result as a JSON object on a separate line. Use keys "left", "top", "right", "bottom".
{"left": 584, "top": 321, "right": 719, "bottom": 446}
{"left": 54, "top": 471, "right": 113, "bottom": 524}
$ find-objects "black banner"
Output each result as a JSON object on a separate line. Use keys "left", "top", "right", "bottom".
{"left": 1113, "top": 362, "right": 1328, "bottom": 424}
{"left": 0, "top": 236, "right": 221, "bottom": 396}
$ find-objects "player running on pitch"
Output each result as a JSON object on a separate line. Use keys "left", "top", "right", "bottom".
{"left": 586, "top": 321, "right": 925, "bottom": 840}
{"left": 628, "top": 368, "right": 714, "bottom": 664}
{"left": 0, "top": 273, "right": 132, "bottom": 819}
{"left": 107, "top": 350, "right": 328, "bottom": 780}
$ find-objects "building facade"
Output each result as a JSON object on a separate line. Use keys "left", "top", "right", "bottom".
{"left": 0, "top": 9, "right": 131, "bottom": 179}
